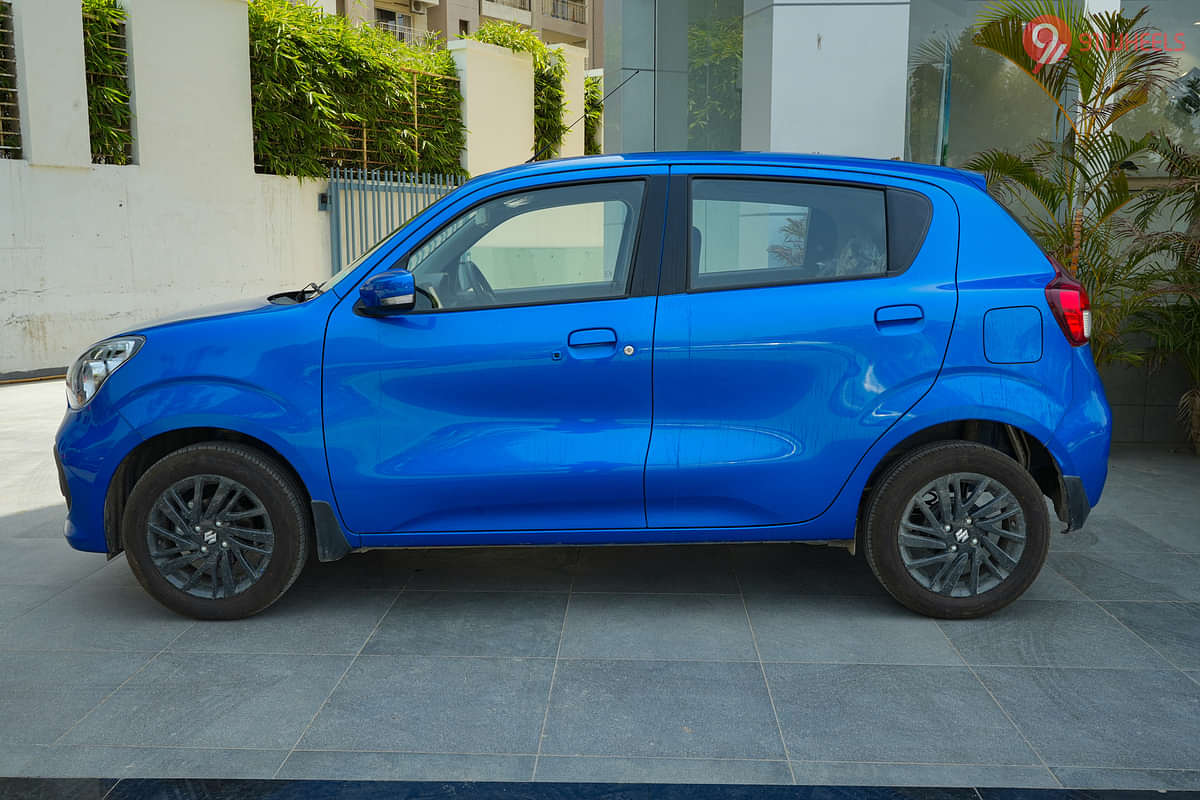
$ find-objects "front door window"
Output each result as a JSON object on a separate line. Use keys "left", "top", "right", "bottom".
{"left": 404, "top": 181, "right": 645, "bottom": 311}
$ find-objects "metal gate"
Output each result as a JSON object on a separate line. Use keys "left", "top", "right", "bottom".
{"left": 327, "top": 167, "right": 466, "bottom": 275}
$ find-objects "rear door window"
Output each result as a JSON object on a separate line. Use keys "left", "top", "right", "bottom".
{"left": 688, "top": 178, "right": 932, "bottom": 291}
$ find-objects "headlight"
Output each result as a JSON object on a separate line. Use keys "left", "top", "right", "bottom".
{"left": 66, "top": 336, "right": 144, "bottom": 409}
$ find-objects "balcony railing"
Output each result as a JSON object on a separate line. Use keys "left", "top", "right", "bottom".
{"left": 544, "top": 0, "right": 586, "bottom": 24}
{"left": 374, "top": 19, "right": 437, "bottom": 45}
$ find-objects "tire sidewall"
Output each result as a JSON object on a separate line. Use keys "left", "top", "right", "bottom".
{"left": 122, "top": 445, "right": 308, "bottom": 620}
{"left": 866, "top": 443, "right": 1050, "bottom": 619}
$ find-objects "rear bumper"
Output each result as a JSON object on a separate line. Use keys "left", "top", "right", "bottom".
{"left": 1051, "top": 346, "right": 1112, "bottom": 515}
{"left": 1061, "top": 475, "right": 1091, "bottom": 531}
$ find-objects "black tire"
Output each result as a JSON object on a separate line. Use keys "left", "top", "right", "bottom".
{"left": 122, "top": 442, "right": 310, "bottom": 620}
{"left": 863, "top": 440, "right": 1050, "bottom": 619}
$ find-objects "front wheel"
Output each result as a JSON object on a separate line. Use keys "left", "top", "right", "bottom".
{"left": 863, "top": 441, "right": 1050, "bottom": 619}
{"left": 122, "top": 442, "right": 310, "bottom": 620}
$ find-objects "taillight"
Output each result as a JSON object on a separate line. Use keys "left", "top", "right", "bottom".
{"left": 1044, "top": 259, "right": 1091, "bottom": 346}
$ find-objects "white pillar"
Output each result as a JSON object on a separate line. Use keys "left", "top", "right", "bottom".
{"left": 11, "top": 0, "right": 91, "bottom": 167}
{"left": 122, "top": 0, "right": 255, "bottom": 173}
{"left": 742, "top": 0, "right": 910, "bottom": 159}
{"left": 449, "top": 38, "right": 534, "bottom": 176}
{"left": 552, "top": 43, "right": 587, "bottom": 158}
{"left": 740, "top": 1, "right": 774, "bottom": 152}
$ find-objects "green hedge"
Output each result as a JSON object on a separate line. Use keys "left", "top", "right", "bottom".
{"left": 248, "top": 0, "right": 465, "bottom": 177}
{"left": 82, "top": 0, "right": 133, "bottom": 165}
{"left": 468, "top": 21, "right": 568, "bottom": 161}
{"left": 584, "top": 74, "right": 602, "bottom": 155}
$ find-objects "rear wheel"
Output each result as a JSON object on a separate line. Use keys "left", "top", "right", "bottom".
{"left": 122, "top": 442, "right": 310, "bottom": 619}
{"left": 863, "top": 441, "right": 1050, "bottom": 619}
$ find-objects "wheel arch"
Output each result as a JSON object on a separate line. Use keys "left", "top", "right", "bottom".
{"left": 103, "top": 427, "right": 311, "bottom": 557}
{"left": 853, "top": 418, "right": 1067, "bottom": 553}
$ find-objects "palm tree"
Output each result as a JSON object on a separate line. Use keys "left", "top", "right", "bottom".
{"left": 963, "top": 1, "right": 1180, "bottom": 365}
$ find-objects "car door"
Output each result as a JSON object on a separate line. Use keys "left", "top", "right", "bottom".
{"left": 645, "top": 164, "right": 958, "bottom": 528}
{"left": 323, "top": 170, "right": 666, "bottom": 534}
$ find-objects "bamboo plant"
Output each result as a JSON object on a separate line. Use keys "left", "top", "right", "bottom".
{"left": 82, "top": 0, "right": 133, "bottom": 165}
{"left": 584, "top": 73, "right": 603, "bottom": 155}
{"left": 248, "top": 0, "right": 465, "bottom": 177}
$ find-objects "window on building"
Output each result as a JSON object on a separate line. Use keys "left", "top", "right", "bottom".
{"left": 404, "top": 181, "right": 645, "bottom": 311}
{"left": 459, "top": 19, "right": 470, "bottom": 36}
{"left": 0, "top": 0, "right": 20, "bottom": 160}
{"left": 689, "top": 179, "right": 889, "bottom": 291}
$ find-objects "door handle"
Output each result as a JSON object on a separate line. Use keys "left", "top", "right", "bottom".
{"left": 874, "top": 304, "right": 924, "bottom": 326}
{"left": 568, "top": 328, "right": 618, "bottom": 347}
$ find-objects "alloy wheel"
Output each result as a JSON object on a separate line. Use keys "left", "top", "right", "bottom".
{"left": 146, "top": 474, "right": 275, "bottom": 599}
{"left": 897, "top": 471, "right": 1026, "bottom": 597}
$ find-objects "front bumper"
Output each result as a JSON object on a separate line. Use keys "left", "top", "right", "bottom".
{"left": 55, "top": 403, "right": 143, "bottom": 554}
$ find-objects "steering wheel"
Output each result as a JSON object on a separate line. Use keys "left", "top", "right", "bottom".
{"left": 461, "top": 258, "right": 498, "bottom": 306}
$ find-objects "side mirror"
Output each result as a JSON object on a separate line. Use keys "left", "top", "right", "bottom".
{"left": 357, "top": 269, "right": 415, "bottom": 316}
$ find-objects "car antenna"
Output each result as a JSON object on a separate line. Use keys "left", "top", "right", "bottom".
{"left": 526, "top": 68, "right": 644, "bottom": 164}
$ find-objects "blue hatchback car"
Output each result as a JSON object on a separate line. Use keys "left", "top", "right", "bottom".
{"left": 55, "top": 152, "right": 1111, "bottom": 620}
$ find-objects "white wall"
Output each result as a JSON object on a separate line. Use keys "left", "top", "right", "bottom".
{"left": 0, "top": 0, "right": 329, "bottom": 374}
{"left": 1, "top": 0, "right": 549, "bottom": 374}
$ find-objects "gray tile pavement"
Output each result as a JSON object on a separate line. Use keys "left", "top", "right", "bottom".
{"left": 2, "top": 379, "right": 1200, "bottom": 787}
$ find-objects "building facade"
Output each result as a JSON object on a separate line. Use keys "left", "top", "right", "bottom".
{"left": 602, "top": 0, "right": 1199, "bottom": 164}
{"left": 327, "top": 0, "right": 603, "bottom": 64}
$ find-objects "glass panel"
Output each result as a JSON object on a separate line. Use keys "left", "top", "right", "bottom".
{"left": 407, "top": 182, "right": 645, "bottom": 311}
{"left": 1117, "top": 1, "right": 1200, "bottom": 171}
{"left": 658, "top": 0, "right": 744, "bottom": 150}
{"left": 604, "top": 0, "right": 743, "bottom": 152}
{"left": 691, "top": 179, "right": 887, "bottom": 290}
{"left": 906, "top": 0, "right": 1059, "bottom": 166}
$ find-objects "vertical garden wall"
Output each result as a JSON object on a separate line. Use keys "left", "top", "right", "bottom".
{"left": 248, "top": 0, "right": 466, "bottom": 177}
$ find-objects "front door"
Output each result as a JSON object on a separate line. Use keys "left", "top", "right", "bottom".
{"left": 645, "top": 166, "right": 959, "bottom": 528}
{"left": 323, "top": 174, "right": 664, "bottom": 533}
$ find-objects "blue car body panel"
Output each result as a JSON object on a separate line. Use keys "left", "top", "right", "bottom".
{"left": 323, "top": 294, "right": 658, "bottom": 533}
{"left": 57, "top": 295, "right": 341, "bottom": 553}
{"left": 54, "top": 152, "right": 1111, "bottom": 556}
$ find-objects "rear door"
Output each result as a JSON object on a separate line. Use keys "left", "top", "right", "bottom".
{"left": 645, "top": 164, "right": 959, "bottom": 528}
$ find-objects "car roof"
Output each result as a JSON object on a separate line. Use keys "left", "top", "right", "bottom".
{"left": 471, "top": 151, "right": 987, "bottom": 193}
